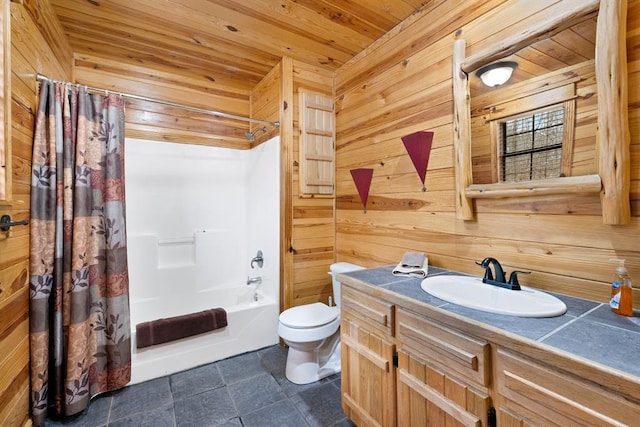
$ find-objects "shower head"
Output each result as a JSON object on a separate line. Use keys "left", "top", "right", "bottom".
{"left": 245, "top": 127, "right": 267, "bottom": 141}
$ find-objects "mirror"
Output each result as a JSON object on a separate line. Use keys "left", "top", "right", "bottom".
{"left": 470, "top": 18, "right": 597, "bottom": 185}
{"left": 452, "top": 0, "right": 630, "bottom": 224}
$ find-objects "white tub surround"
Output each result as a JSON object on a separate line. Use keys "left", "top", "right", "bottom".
{"left": 125, "top": 137, "right": 280, "bottom": 384}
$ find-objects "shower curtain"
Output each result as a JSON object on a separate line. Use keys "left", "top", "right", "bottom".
{"left": 29, "top": 81, "right": 131, "bottom": 425}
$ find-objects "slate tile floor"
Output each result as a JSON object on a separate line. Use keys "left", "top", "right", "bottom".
{"left": 45, "top": 345, "right": 354, "bottom": 427}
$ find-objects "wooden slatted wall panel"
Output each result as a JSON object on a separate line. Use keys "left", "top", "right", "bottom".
{"left": 0, "top": 1, "right": 73, "bottom": 426}
{"left": 335, "top": 0, "right": 640, "bottom": 307}
{"left": 290, "top": 60, "right": 335, "bottom": 308}
{"left": 299, "top": 89, "right": 335, "bottom": 195}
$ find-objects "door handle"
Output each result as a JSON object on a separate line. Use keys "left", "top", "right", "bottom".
{"left": 0, "top": 215, "right": 29, "bottom": 232}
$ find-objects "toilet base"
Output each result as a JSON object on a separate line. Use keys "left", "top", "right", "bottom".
{"left": 285, "top": 344, "right": 341, "bottom": 385}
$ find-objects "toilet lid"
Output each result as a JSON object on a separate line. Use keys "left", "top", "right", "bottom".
{"left": 279, "top": 303, "right": 338, "bottom": 328}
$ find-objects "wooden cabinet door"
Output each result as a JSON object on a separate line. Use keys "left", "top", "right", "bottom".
{"left": 341, "top": 317, "right": 396, "bottom": 427}
{"left": 496, "top": 348, "right": 640, "bottom": 426}
{"left": 341, "top": 284, "right": 396, "bottom": 427}
{"left": 397, "top": 349, "right": 491, "bottom": 427}
{"left": 396, "top": 306, "right": 492, "bottom": 427}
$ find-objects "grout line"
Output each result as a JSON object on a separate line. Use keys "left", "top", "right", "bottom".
{"left": 537, "top": 303, "right": 603, "bottom": 342}
{"left": 216, "top": 363, "right": 242, "bottom": 423}
{"left": 286, "top": 383, "right": 315, "bottom": 427}
{"left": 106, "top": 394, "right": 113, "bottom": 426}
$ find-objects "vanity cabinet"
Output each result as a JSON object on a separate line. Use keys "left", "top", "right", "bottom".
{"left": 341, "top": 285, "right": 396, "bottom": 427}
{"left": 340, "top": 279, "right": 640, "bottom": 427}
{"left": 341, "top": 284, "right": 492, "bottom": 426}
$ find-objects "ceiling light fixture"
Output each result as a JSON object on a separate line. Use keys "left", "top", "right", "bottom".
{"left": 476, "top": 61, "right": 518, "bottom": 87}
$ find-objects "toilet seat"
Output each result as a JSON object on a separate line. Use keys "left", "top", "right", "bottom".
{"left": 279, "top": 303, "right": 338, "bottom": 329}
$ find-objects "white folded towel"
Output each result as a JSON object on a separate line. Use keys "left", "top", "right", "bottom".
{"left": 400, "top": 252, "right": 425, "bottom": 268}
{"left": 393, "top": 252, "right": 428, "bottom": 278}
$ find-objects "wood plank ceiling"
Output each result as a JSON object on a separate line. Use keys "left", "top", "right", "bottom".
{"left": 50, "top": 0, "right": 430, "bottom": 92}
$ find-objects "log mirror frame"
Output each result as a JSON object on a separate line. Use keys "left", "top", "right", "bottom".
{"left": 452, "top": 0, "right": 630, "bottom": 224}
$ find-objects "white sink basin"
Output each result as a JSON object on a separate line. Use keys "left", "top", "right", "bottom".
{"left": 420, "top": 275, "right": 567, "bottom": 317}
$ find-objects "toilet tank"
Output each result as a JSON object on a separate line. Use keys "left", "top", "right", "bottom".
{"left": 329, "top": 262, "right": 365, "bottom": 307}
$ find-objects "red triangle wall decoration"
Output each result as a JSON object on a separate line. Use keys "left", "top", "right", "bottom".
{"left": 350, "top": 168, "right": 374, "bottom": 212}
{"left": 401, "top": 131, "right": 434, "bottom": 191}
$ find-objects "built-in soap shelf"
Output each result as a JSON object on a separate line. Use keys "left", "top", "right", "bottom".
{"left": 157, "top": 235, "right": 196, "bottom": 269}
{"left": 157, "top": 236, "right": 195, "bottom": 245}
{"left": 129, "top": 229, "right": 242, "bottom": 294}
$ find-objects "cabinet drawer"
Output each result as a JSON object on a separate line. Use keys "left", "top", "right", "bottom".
{"left": 497, "top": 348, "right": 640, "bottom": 426}
{"left": 341, "top": 285, "right": 394, "bottom": 336}
{"left": 396, "top": 307, "right": 490, "bottom": 387}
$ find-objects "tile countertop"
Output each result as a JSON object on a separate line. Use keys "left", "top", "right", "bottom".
{"left": 338, "top": 265, "right": 640, "bottom": 380}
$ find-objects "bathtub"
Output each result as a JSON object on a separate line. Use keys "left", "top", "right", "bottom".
{"left": 129, "top": 285, "right": 279, "bottom": 385}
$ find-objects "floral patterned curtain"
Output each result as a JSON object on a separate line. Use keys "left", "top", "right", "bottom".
{"left": 29, "top": 81, "right": 131, "bottom": 425}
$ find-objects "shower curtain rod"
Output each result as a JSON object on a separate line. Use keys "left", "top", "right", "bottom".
{"left": 36, "top": 74, "right": 280, "bottom": 128}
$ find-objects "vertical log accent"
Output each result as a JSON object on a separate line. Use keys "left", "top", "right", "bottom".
{"left": 452, "top": 38, "right": 475, "bottom": 220}
{"left": 279, "top": 56, "right": 295, "bottom": 313}
{"left": 0, "top": 0, "right": 9, "bottom": 203}
{"left": 596, "top": 0, "right": 630, "bottom": 225}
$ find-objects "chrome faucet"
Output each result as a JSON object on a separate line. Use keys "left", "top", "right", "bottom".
{"left": 476, "top": 257, "right": 529, "bottom": 291}
{"left": 246, "top": 276, "right": 262, "bottom": 286}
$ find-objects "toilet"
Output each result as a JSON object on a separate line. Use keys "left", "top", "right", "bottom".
{"left": 278, "top": 262, "right": 364, "bottom": 384}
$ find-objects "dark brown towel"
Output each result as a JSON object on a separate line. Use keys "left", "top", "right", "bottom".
{"left": 136, "top": 308, "right": 227, "bottom": 349}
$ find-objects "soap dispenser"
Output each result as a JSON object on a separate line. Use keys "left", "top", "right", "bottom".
{"left": 609, "top": 259, "right": 633, "bottom": 316}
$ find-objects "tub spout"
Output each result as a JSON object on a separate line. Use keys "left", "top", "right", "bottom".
{"left": 247, "top": 276, "right": 262, "bottom": 285}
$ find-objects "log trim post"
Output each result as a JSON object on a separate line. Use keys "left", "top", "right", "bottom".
{"left": 452, "top": 38, "right": 475, "bottom": 220}
{"left": 596, "top": 0, "right": 630, "bottom": 225}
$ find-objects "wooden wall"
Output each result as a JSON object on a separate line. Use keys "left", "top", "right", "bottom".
{"left": 0, "top": 1, "right": 73, "bottom": 425}
{"left": 249, "top": 61, "right": 281, "bottom": 148}
{"left": 290, "top": 60, "right": 335, "bottom": 308}
{"left": 250, "top": 57, "right": 337, "bottom": 311}
{"left": 249, "top": 58, "right": 294, "bottom": 313}
{"left": 334, "top": 0, "right": 640, "bottom": 307}
{"left": 74, "top": 54, "right": 256, "bottom": 149}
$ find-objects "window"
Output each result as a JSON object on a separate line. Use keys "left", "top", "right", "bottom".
{"left": 499, "top": 106, "right": 565, "bottom": 182}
